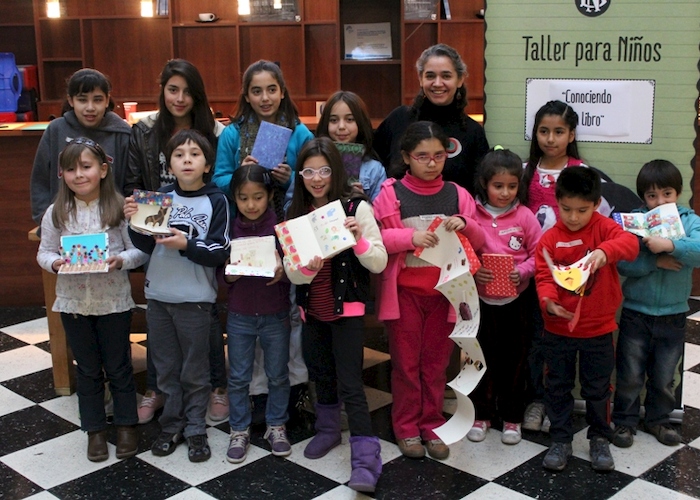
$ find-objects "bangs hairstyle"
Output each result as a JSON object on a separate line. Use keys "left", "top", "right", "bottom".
{"left": 286, "top": 137, "right": 356, "bottom": 219}
{"left": 52, "top": 138, "right": 124, "bottom": 229}
{"left": 390, "top": 120, "right": 449, "bottom": 179}
{"left": 61, "top": 68, "right": 115, "bottom": 115}
{"left": 555, "top": 166, "right": 601, "bottom": 203}
{"left": 165, "top": 129, "right": 215, "bottom": 183}
{"left": 636, "top": 159, "right": 683, "bottom": 199}
{"left": 233, "top": 60, "right": 299, "bottom": 130}
{"left": 523, "top": 100, "right": 581, "bottom": 204}
{"left": 474, "top": 147, "right": 526, "bottom": 204}
{"left": 230, "top": 163, "right": 274, "bottom": 198}
{"left": 316, "top": 91, "right": 376, "bottom": 161}
{"left": 154, "top": 59, "right": 217, "bottom": 155}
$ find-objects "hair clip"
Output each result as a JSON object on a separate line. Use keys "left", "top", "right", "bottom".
{"left": 494, "top": 145, "right": 504, "bottom": 151}
{"left": 262, "top": 171, "right": 272, "bottom": 186}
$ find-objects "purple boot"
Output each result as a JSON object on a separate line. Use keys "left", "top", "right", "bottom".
{"left": 304, "top": 402, "right": 342, "bottom": 459}
{"left": 348, "top": 436, "right": 382, "bottom": 493}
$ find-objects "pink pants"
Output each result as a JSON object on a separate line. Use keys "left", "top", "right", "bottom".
{"left": 386, "top": 288, "right": 455, "bottom": 441}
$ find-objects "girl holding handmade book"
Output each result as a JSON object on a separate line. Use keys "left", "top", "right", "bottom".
{"left": 284, "top": 137, "right": 387, "bottom": 493}
{"left": 37, "top": 138, "right": 148, "bottom": 462}
{"left": 468, "top": 147, "right": 542, "bottom": 446}
{"left": 316, "top": 91, "right": 386, "bottom": 201}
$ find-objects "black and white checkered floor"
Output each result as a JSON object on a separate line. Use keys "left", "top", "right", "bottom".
{"left": 3, "top": 303, "right": 700, "bottom": 500}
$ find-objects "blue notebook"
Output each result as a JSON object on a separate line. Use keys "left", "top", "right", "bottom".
{"left": 251, "top": 121, "right": 292, "bottom": 170}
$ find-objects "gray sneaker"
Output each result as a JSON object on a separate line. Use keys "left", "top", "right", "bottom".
{"left": 541, "top": 415, "right": 551, "bottom": 433}
{"left": 265, "top": 425, "right": 292, "bottom": 457}
{"left": 227, "top": 429, "right": 250, "bottom": 464}
{"left": 542, "top": 442, "right": 573, "bottom": 471}
{"left": 611, "top": 425, "right": 634, "bottom": 448}
{"left": 523, "top": 402, "right": 545, "bottom": 431}
{"left": 590, "top": 436, "right": 615, "bottom": 471}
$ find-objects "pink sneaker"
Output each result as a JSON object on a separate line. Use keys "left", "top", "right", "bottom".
{"left": 207, "top": 387, "right": 229, "bottom": 422}
{"left": 137, "top": 390, "right": 164, "bottom": 424}
{"left": 467, "top": 420, "right": 491, "bottom": 442}
{"left": 502, "top": 422, "right": 522, "bottom": 445}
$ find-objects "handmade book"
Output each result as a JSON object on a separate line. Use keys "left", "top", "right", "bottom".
{"left": 225, "top": 236, "right": 278, "bottom": 278}
{"left": 612, "top": 203, "right": 685, "bottom": 240}
{"left": 413, "top": 216, "right": 481, "bottom": 273}
{"left": 275, "top": 199, "right": 356, "bottom": 270}
{"left": 129, "top": 190, "right": 173, "bottom": 236}
{"left": 481, "top": 253, "right": 517, "bottom": 297}
{"left": 542, "top": 248, "right": 592, "bottom": 332}
{"left": 334, "top": 142, "right": 365, "bottom": 183}
{"left": 251, "top": 121, "right": 292, "bottom": 170}
{"left": 58, "top": 233, "right": 109, "bottom": 274}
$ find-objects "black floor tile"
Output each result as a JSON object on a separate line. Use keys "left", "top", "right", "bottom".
{"left": 0, "top": 331, "right": 28, "bottom": 354}
{"left": 198, "top": 454, "right": 339, "bottom": 500}
{"left": 686, "top": 318, "right": 700, "bottom": 345}
{"left": 495, "top": 450, "right": 635, "bottom": 500}
{"left": 641, "top": 446, "right": 700, "bottom": 498}
{"left": 363, "top": 360, "right": 392, "bottom": 393}
{"left": 0, "top": 461, "right": 44, "bottom": 500}
{"left": 0, "top": 307, "right": 46, "bottom": 329}
{"left": 1, "top": 369, "right": 60, "bottom": 404}
{"left": 0, "top": 405, "right": 78, "bottom": 456}
{"left": 34, "top": 339, "right": 51, "bottom": 354}
{"left": 370, "top": 405, "right": 395, "bottom": 443}
{"left": 681, "top": 405, "right": 700, "bottom": 444}
{"left": 48, "top": 457, "right": 190, "bottom": 500}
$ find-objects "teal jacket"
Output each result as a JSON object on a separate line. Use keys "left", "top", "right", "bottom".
{"left": 618, "top": 205, "right": 700, "bottom": 315}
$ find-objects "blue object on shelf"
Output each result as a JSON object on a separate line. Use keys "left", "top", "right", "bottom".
{"left": 0, "top": 53, "right": 22, "bottom": 113}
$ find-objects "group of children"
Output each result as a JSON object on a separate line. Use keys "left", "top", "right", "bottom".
{"left": 32, "top": 48, "right": 698, "bottom": 490}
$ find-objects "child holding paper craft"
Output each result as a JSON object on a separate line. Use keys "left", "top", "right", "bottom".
{"left": 125, "top": 129, "right": 230, "bottom": 463}
{"left": 612, "top": 160, "right": 700, "bottom": 449}
{"left": 222, "top": 164, "right": 292, "bottom": 464}
{"left": 285, "top": 137, "right": 387, "bottom": 493}
{"left": 31, "top": 68, "right": 131, "bottom": 227}
{"left": 316, "top": 90, "right": 386, "bottom": 201}
{"left": 124, "top": 59, "right": 228, "bottom": 425}
{"left": 468, "top": 147, "right": 541, "bottom": 445}
{"left": 373, "top": 121, "right": 485, "bottom": 460}
{"left": 214, "top": 60, "right": 313, "bottom": 218}
{"left": 37, "top": 138, "right": 148, "bottom": 462}
{"left": 534, "top": 167, "right": 638, "bottom": 472}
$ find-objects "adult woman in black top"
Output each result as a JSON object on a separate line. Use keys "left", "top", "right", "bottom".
{"left": 374, "top": 43, "right": 489, "bottom": 194}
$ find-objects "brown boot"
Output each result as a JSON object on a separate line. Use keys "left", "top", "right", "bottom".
{"left": 87, "top": 430, "right": 109, "bottom": 462}
{"left": 116, "top": 425, "right": 139, "bottom": 459}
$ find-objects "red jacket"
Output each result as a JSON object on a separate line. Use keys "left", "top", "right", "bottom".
{"left": 535, "top": 212, "right": 639, "bottom": 337}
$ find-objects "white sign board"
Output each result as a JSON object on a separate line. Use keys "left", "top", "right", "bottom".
{"left": 344, "top": 23, "right": 392, "bottom": 60}
{"left": 525, "top": 79, "right": 655, "bottom": 144}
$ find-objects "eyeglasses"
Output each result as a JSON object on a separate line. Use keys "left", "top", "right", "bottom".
{"left": 300, "top": 166, "right": 332, "bottom": 179}
{"left": 409, "top": 152, "right": 447, "bottom": 164}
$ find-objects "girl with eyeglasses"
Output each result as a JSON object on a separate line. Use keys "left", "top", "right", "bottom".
{"left": 284, "top": 137, "right": 387, "bottom": 493}
{"left": 37, "top": 138, "right": 148, "bottom": 462}
{"left": 372, "top": 121, "right": 485, "bottom": 461}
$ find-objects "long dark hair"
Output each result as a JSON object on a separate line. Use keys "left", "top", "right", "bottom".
{"left": 154, "top": 59, "right": 217, "bottom": 157}
{"left": 287, "top": 137, "right": 361, "bottom": 219}
{"left": 60, "top": 68, "right": 116, "bottom": 115}
{"left": 316, "top": 91, "right": 376, "bottom": 162}
{"left": 390, "top": 121, "right": 449, "bottom": 179}
{"left": 233, "top": 60, "right": 299, "bottom": 130}
{"left": 522, "top": 100, "right": 580, "bottom": 204}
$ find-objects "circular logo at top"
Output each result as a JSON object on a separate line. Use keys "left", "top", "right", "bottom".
{"left": 575, "top": 0, "right": 611, "bottom": 17}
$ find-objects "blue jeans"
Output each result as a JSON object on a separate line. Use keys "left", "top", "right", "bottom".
{"left": 613, "top": 308, "right": 685, "bottom": 428}
{"left": 227, "top": 311, "right": 291, "bottom": 430}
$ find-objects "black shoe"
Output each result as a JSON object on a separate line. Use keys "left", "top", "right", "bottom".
{"left": 589, "top": 437, "right": 615, "bottom": 471}
{"left": 611, "top": 425, "right": 634, "bottom": 448}
{"left": 542, "top": 442, "right": 572, "bottom": 471}
{"left": 187, "top": 434, "right": 211, "bottom": 463}
{"left": 151, "top": 431, "right": 182, "bottom": 457}
{"left": 642, "top": 422, "right": 682, "bottom": 446}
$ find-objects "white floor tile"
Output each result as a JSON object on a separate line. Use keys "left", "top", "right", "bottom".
{"left": 682, "top": 371, "right": 700, "bottom": 409}
{"left": 0, "top": 318, "right": 49, "bottom": 344}
{"left": 608, "top": 478, "right": 696, "bottom": 499}
{"left": 439, "top": 431, "right": 547, "bottom": 481}
{"left": 687, "top": 310, "right": 700, "bottom": 322}
{"left": 688, "top": 435, "right": 700, "bottom": 450}
{"left": 0, "top": 345, "right": 53, "bottom": 383}
{"left": 0, "top": 384, "right": 34, "bottom": 417}
{"left": 684, "top": 342, "right": 700, "bottom": 371}
{"left": 462, "top": 482, "right": 534, "bottom": 499}
{"left": 286, "top": 432, "right": 400, "bottom": 484}
{"left": 137, "top": 427, "right": 267, "bottom": 486}
{"left": 362, "top": 347, "right": 390, "bottom": 369}
{"left": 311, "top": 485, "right": 373, "bottom": 499}
{"left": 167, "top": 488, "right": 218, "bottom": 499}
{"left": 131, "top": 342, "right": 147, "bottom": 374}
{"left": 1, "top": 430, "right": 117, "bottom": 489}
{"left": 571, "top": 426, "right": 679, "bottom": 476}
{"left": 23, "top": 492, "right": 61, "bottom": 500}
{"left": 40, "top": 393, "right": 81, "bottom": 427}
{"left": 129, "top": 333, "right": 147, "bottom": 343}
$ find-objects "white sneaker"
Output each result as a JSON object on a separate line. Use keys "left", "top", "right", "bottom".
{"left": 501, "top": 422, "right": 522, "bottom": 445}
{"left": 541, "top": 415, "right": 551, "bottom": 433}
{"left": 467, "top": 420, "right": 490, "bottom": 442}
{"left": 522, "top": 402, "right": 545, "bottom": 431}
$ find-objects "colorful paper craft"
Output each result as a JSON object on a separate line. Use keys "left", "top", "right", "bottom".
{"left": 58, "top": 233, "right": 109, "bottom": 274}
{"left": 613, "top": 203, "right": 685, "bottom": 240}
{"left": 482, "top": 253, "right": 517, "bottom": 297}
{"left": 129, "top": 190, "right": 173, "bottom": 236}
{"left": 251, "top": 121, "right": 292, "bottom": 170}
{"left": 275, "top": 199, "right": 356, "bottom": 271}
{"left": 542, "top": 248, "right": 591, "bottom": 293}
{"left": 334, "top": 142, "right": 365, "bottom": 183}
{"left": 225, "top": 236, "right": 278, "bottom": 278}
{"left": 414, "top": 216, "right": 481, "bottom": 274}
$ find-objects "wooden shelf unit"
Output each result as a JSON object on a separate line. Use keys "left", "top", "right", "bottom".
{"left": 1, "top": 0, "right": 484, "bottom": 121}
